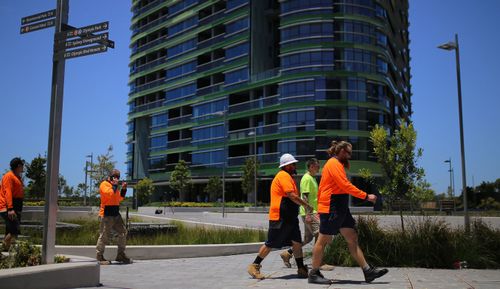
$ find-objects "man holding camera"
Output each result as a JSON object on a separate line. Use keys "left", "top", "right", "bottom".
{"left": 96, "top": 169, "right": 132, "bottom": 265}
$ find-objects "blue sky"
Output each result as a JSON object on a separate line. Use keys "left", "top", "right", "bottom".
{"left": 0, "top": 1, "right": 499, "bottom": 195}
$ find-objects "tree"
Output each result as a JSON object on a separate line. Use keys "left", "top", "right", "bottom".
{"left": 241, "top": 157, "right": 258, "bottom": 203}
{"left": 135, "top": 177, "right": 154, "bottom": 206}
{"left": 25, "top": 154, "right": 46, "bottom": 199}
{"left": 169, "top": 160, "right": 191, "bottom": 201}
{"left": 89, "top": 145, "right": 116, "bottom": 196}
{"left": 204, "top": 176, "right": 222, "bottom": 202}
{"left": 58, "top": 175, "right": 67, "bottom": 197}
{"left": 365, "top": 122, "right": 428, "bottom": 231}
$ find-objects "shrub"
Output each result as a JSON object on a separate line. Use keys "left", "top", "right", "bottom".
{"left": 323, "top": 216, "right": 500, "bottom": 269}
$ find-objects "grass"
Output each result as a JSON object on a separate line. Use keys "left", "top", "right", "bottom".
{"left": 323, "top": 216, "right": 500, "bottom": 269}
{"left": 17, "top": 219, "right": 266, "bottom": 246}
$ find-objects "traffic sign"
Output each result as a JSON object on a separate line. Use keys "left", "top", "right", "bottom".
{"left": 59, "top": 21, "right": 108, "bottom": 39}
{"left": 60, "top": 32, "right": 109, "bottom": 49}
{"left": 20, "top": 19, "right": 55, "bottom": 34}
{"left": 59, "top": 44, "right": 107, "bottom": 60}
{"left": 21, "top": 9, "right": 56, "bottom": 25}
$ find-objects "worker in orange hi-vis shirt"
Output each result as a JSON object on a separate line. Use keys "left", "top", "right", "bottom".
{"left": 95, "top": 169, "right": 131, "bottom": 265}
{"left": 247, "top": 153, "right": 313, "bottom": 280}
{"left": 0, "top": 157, "right": 25, "bottom": 251}
{"left": 308, "top": 141, "right": 388, "bottom": 285}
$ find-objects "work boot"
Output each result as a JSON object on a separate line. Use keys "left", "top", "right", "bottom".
{"left": 115, "top": 252, "right": 133, "bottom": 264}
{"left": 247, "top": 263, "right": 265, "bottom": 279}
{"left": 308, "top": 269, "right": 332, "bottom": 284}
{"left": 297, "top": 265, "right": 309, "bottom": 278}
{"left": 96, "top": 254, "right": 111, "bottom": 265}
{"left": 320, "top": 263, "right": 335, "bottom": 271}
{"left": 363, "top": 266, "right": 388, "bottom": 283}
{"left": 279, "top": 250, "right": 293, "bottom": 268}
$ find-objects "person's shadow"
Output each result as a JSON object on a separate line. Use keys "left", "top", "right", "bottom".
{"left": 269, "top": 275, "right": 389, "bottom": 285}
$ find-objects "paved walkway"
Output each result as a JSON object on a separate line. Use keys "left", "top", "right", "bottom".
{"left": 77, "top": 251, "right": 499, "bottom": 289}
{"left": 71, "top": 212, "right": 500, "bottom": 289}
{"left": 134, "top": 211, "right": 500, "bottom": 230}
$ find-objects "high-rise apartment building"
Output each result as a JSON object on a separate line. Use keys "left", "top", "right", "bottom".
{"left": 127, "top": 0, "right": 411, "bottom": 202}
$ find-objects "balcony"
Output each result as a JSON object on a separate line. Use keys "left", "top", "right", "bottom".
{"left": 197, "top": 33, "right": 225, "bottom": 50}
{"left": 131, "top": 36, "right": 167, "bottom": 55}
{"left": 196, "top": 83, "right": 223, "bottom": 96}
{"left": 228, "top": 95, "right": 278, "bottom": 114}
{"left": 198, "top": 9, "right": 225, "bottom": 26}
{"left": 228, "top": 124, "right": 279, "bottom": 141}
{"left": 167, "top": 114, "right": 193, "bottom": 126}
{"left": 131, "top": 57, "right": 167, "bottom": 75}
{"left": 228, "top": 152, "right": 279, "bottom": 166}
{"left": 130, "top": 78, "right": 165, "bottom": 94}
{"left": 131, "top": 99, "right": 164, "bottom": 113}
{"left": 197, "top": 57, "right": 224, "bottom": 73}
{"left": 132, "top": 14, "right": 169, "bottom": 36}
{"left": 132, "top": 0, "right": 163, "bottom": 18}
{"left": 167, "top": 138, "right": 192, "bottom": 149}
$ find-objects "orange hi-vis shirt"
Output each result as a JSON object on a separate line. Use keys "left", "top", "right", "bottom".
{"left": 269, "top": 170, "right": 299, "bottom": 221}
{"left": 317, "top": 157, "right": 367, "bottom": 214}
{"left": 0, "top": 171, "right": 25, "bottom": 212}
{"left": 99, "top": 180, "right": 124, "bottom": 217}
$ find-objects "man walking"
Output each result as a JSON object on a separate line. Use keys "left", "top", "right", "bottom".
{"left": 308, "top": 141, "right": 388, "bottom": 284}
{"left": 96, "top": 169, "right": 132, "bottom": 265}
{"left": 248, "top": 154, "right": 313, "bottom": 279}
{"left": 0, "top": 158, "right": 25, "bottom": 251}
{"left": 280, "top": 158, "right": 334, "bottom": 271}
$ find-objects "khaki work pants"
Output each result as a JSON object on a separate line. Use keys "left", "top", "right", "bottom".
{"left": 96, "top": 215, "right": 127, "bottom": 255}
{"left": 301, "top": 215, "right": 319, "bottom": 245}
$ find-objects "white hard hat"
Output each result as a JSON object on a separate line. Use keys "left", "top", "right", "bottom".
{"left": 279, "top": 153, "right": 298, "bottom": 168}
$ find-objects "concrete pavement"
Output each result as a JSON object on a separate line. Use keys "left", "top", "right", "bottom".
{"left": 76, "top": 251, "right": 500, "bottom": 289}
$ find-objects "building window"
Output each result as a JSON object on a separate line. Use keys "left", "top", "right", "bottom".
{"left": 150, "top": 135, "right": 167, "bottom": 152}
{"left": 191, "top": 149, "right": 224, "bottom": 167}
{"left": 281, "top": 51, "right": 334, "bottom": 68}
{"left": 193, "top": 98, "right": 227, "bottom": 120}
{"left": 151, "top": 113, "right": 168, "bottom": 128}
{"left": 281, "top": 22, "right": 334, "bottom": 42}
{"left": 165, "top": 83, "right": 196, "bottom": 103}
{"left": 347, "top": 77, "right": 367, "bottom": 102}
{"left": 166, "top": 61, "right": 197, "bottom": 80}
{"left": 169, "top": 0, "right": 198, "bottom": 16}
{"left": 169, "top": 17, "right": 198, "bottom": 37}
{"left": 192, "top": 125, "right": 224, "bottom": 145}
{"left": 225, "top": 42, "right": 249, "bottom": 60}
{"left": 224, "top": 67, "right": 248, "bottom": 85}
{"left": 167, "top": 38, "right": 197, "bottom": 59}
{"left": 226, "top": 17, "right": 249, "bottom": 35}
{"left": 279, "top": 80, "right": 315, "bottom": 102}
{"left": 149, "top": 157, "right": 166, "bottom": 170}
{"left": 227, "top": 0, "right": 248, "bottom": 11}
{"left": 281, "top": 0, "right": 333, "bottom": 14}
{"left": 279, "top": 109, "right": 315, "bottom": 132}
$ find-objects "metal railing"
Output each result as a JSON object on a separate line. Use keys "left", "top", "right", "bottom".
{"left": 228, "top": 95, "right": 278, "bottom": 114}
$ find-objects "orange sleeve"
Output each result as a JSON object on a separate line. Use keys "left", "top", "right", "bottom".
{"left": 3, "top": 175, "right": 14, "bottom": 210}
{"left": 100, "top": 182, "right": 114, "bottom": 205}
{"left": 331, "top": 162, "right": 367, "bottom": 200}
{"left": 279, "top": 173, "right": 297, "bottom": 196}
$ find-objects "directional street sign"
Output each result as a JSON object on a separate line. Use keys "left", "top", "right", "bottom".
{"left": 60, "top": 44, "right": 107, "bottom": 60}
{"left": 21, "top": 9, "right": 56, "bottom": 25}
{"left": 59, "top": 32, "right": 109, "bottom": 49}
{"left": 20, "top": 19, "right": 55, "bottom": 34}
{"left": 59, "top": 21, "right": 108, "bottom": 39}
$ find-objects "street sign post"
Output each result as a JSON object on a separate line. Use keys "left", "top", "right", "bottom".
{"left": 58, "top": 32, "right": 108, "bottom": 50}
{"left": 20, "top": 19, "right": 55, "bottom": 34}
{"left": 60, "top": 44, "right": 108, "bottom": 59}
{"left": 20, "top": 3, "right": 114, "bottom": 264}
{"left": 59, "top": 21, "right": 108, "bottom": 39}
{"left": 21, "top": 9, "right": 56, "bottom": 25}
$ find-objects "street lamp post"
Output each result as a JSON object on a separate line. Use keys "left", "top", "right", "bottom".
{"left": 248, "top": 129, "right": 257, "bottom": 207}
{"left": 438, "top": 33, "right": 469, "bottom": 231}
{"left": 215, "top": 110, "right": 227, "bottom": 218}
{"left": 444, "top": 158, "right": 453, "bottom": 197}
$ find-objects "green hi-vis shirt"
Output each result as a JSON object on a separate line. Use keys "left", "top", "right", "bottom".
{"left": 299, "top": 172, "right": 318, "bottom": 216}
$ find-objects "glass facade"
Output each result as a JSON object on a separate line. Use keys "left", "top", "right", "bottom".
{"left": 128, "top": 0, "right": 411, "bottom": 202}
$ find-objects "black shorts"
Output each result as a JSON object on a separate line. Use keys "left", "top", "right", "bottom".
{"left": 1, "top": 211, "right": 22, "bottom": 236}
{"left": 264, "top": 218, "right": 302, "bottom": 249}
{"left": 319, "top": 209, "right": 356, "bottom": 236}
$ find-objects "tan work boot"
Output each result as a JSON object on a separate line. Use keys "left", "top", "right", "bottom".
{"left": 280, "top": 250, "right": 293, "bottom": 268}
{"left": 247, "top": 263, "right": 265, "bottom": 279}
{"left": 297, "top": 265, "right": 309, "bottom": 278}
{"left": 320, "top": 264, "right": 335, "bottom": 271}
{"left": 96, "top": 254, "right": 111, "bottom": 265}
{"left": 115, "top": 252, "right": 133, "bottom": 264}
